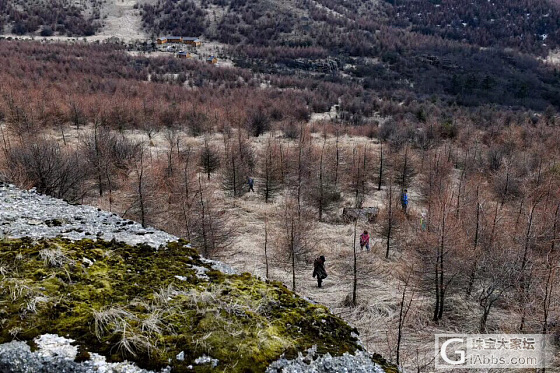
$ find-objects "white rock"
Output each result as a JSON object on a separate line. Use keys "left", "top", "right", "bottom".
{"left": 34, "top": 334, "right": 78, "bottom": 360}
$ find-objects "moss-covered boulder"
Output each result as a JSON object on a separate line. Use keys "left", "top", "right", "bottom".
{"left": 0, "top": 238, "right": 363, "bottom": 372}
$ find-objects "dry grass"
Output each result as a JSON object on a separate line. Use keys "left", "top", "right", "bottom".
{"left": 39, "top": 247, "right": 72, "bottom": 267}
{"left": 29, "top": 127, "right": 531, "bottom": 371}
{"left": 93, "top": 306, "right": 135, "bottom": 340}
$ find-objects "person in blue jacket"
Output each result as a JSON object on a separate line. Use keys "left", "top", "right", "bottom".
{"left": 401, "top": 189, "right": 408, "bottom": 213}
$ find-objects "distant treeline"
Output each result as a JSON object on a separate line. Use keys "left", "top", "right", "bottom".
{"left": 0, "top": 39, "right": 559, "bottom": 143}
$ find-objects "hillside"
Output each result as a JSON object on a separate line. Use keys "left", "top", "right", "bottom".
{"left": 0, "top": 0, "right": 102, "bottom": 36}
{"left": 140, "top": 0, "right": 560, "bottom": 55}
{"left": 0, "top": 184, "right": 394, "bottom": 373}
{"left": 386, "top": 0, "right": 560, "bottom": 56}
{"left": 0, "top": 2, "right": 560, "bottom": 371}
{"left": 138, "top": 0, "right": 560, "bottom": 111}
{"left": 3, "top": 1, "right": 560, "bottom": 111}
{"left": 5, "top": 0, "right": 560, "bottom": 56}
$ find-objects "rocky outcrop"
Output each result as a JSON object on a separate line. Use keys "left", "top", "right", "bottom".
{"left": 0, "top": 184, "right": 176, "bottom": 247}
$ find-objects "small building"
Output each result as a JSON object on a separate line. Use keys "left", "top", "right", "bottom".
{"left": 166, "top": 36, "right": 183, "bottom": 43}
{"left": 176, "top": 51, "right": 191, "bottom": 59}
{"left": 156, "top": 37, "right": 167, "bottom": 44}
{"left": 183, "top": 37, "right": 202, "bottom": 47}
{"left": 206, "top": 56, "right": 218, "bottom": 64}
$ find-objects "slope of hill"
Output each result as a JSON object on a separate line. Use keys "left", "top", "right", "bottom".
{"left": 140, "top": 0, "right": 560, "bottom": 55}
{"left": 0, "top": 0, "right": 102, "bottom": 36}
{"left": 137, "top": 0, "right": 560, "bottom": 111}
{"left": 3, "top": 0, "right": 560, "bottom": 111}
{"left": 385, "top": 0, "right": 560, "bottom": 56}
{"left": 0, "top": 184, "right": 395, "bottom": 373}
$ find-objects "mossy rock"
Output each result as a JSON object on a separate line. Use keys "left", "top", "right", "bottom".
{"left": 0, "top": 238, "right": 362, "bottom": 372}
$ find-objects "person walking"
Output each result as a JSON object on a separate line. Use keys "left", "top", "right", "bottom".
{"left": 401, "top": 189, "right": 409, "bottom": 213}
{"left": 360, "top": 230, "right": 370, "bottom": 252}
{"left": 248, "top": 177, "right": 255, "bottom": 192}
{"left": 312, "top": 255, "right": 327, "bottom": 288}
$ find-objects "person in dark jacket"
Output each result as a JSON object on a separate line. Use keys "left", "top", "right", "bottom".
{"left": 248, "top": 177, "right": 255, "bottom": 192}
{"left": 312, "top": 255, "right": 327, "bottom": 288}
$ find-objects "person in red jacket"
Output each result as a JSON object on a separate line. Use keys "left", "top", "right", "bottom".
{"left": 360, "top": 230, "right": 370, "bottom": 252}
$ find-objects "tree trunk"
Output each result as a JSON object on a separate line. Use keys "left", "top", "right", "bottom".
{"left": 264, "top": 218, "right": 269, "bottom": 279}
{"left": 137, "top": 151, "right": 146, "bottom": 228}
{"left": 198, "top": 176, "right": 208, "bottom": 257}
{"left": 386, "top": 182, "right": 393, "bottom": 259}
{"left": 352, "top": 218, "right": 358, "bottom": 306}
{"left": 378, "top": 142, "right": 383, "bottom": 191}
{"left": 466, "top": 189, "right": 481, "bottom": 298}
{"left": 319, "top": 143, "right": 325, "bottom": 221}
{"left": 401, "top": 145, "right": 408, "bottom": 188}
{"left": 437, "top": 206, "right": 445, "bottom": 320}
{"left": 232, "top": 154, "right": 237, "bottom": 197}
{"left": 335, "top": 134, "right": 340, "bottom": 188}
{"left": 396, "top": 277, "right": 413, "bottom": 367}
{"left": 489, "top": 201, "right": 499, "bottom": 249}
{"left": 291, "top": 216, "right": 296, "bottom": 292}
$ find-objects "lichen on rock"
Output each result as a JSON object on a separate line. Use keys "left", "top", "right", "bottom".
{"left": 0, "top": 237, "right": 364, "bottom": 372}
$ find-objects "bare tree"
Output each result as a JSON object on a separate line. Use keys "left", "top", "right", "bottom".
{"left": 349, "top": 146, "right": 367, "bottom": 208}
{"left": 222, "top": 133, "right": 253, "bottom": 197}
{"left": 396, "top": 270, "right": 415, "bottom": 367}
{"left": 264, "top": 217, "right": 270, "bottom": 278}
{"left": 258, "top": 137, "right": 282, "bottom": 203}
{"left": 395, "top": 144, "right": 415, "bottom": 190}
{"left": 4, "top": 137, "right": 88, "bottom": 203}
{"left": 277, "top": 194, "right": 312, "bottom": 292}
{"left": 68, "top": 100, "right": 85, "bottom": 130}
{"left": 81, "top": 123, "right": 138, "bottom": 209}
{"left": 310, "top": 140, "right": 340, "bottom": 221}
{"left": 378, "top": 141, "right": 384, "bottom": 191}
{"left": 132, "top": 145, "right": 148, "bottom": 227}
{"left": 383, "top": 176, "right": 397, "bottom": 259}
{"left": 191, "top": 175, "right": 232, "bottom": 258}
{"left": 164, "top": 127, "right": 179, "bottom": 178}
{"left": 335, "top": 131, "right": 341, "bottom": 188}
{"left": 178, "top": 145, "right": 197, "bottom": 240}
{"left": 199, "top": 137, "right": 220, "bottom": 180}
{"left": 352, "top": 218, "right": 358, "bottom": 305}
{"left": 477, "top": 245, "right": 514, "bottom": 332}
{"left": 465, "top": 186, "right": 482, "bottom": 297}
